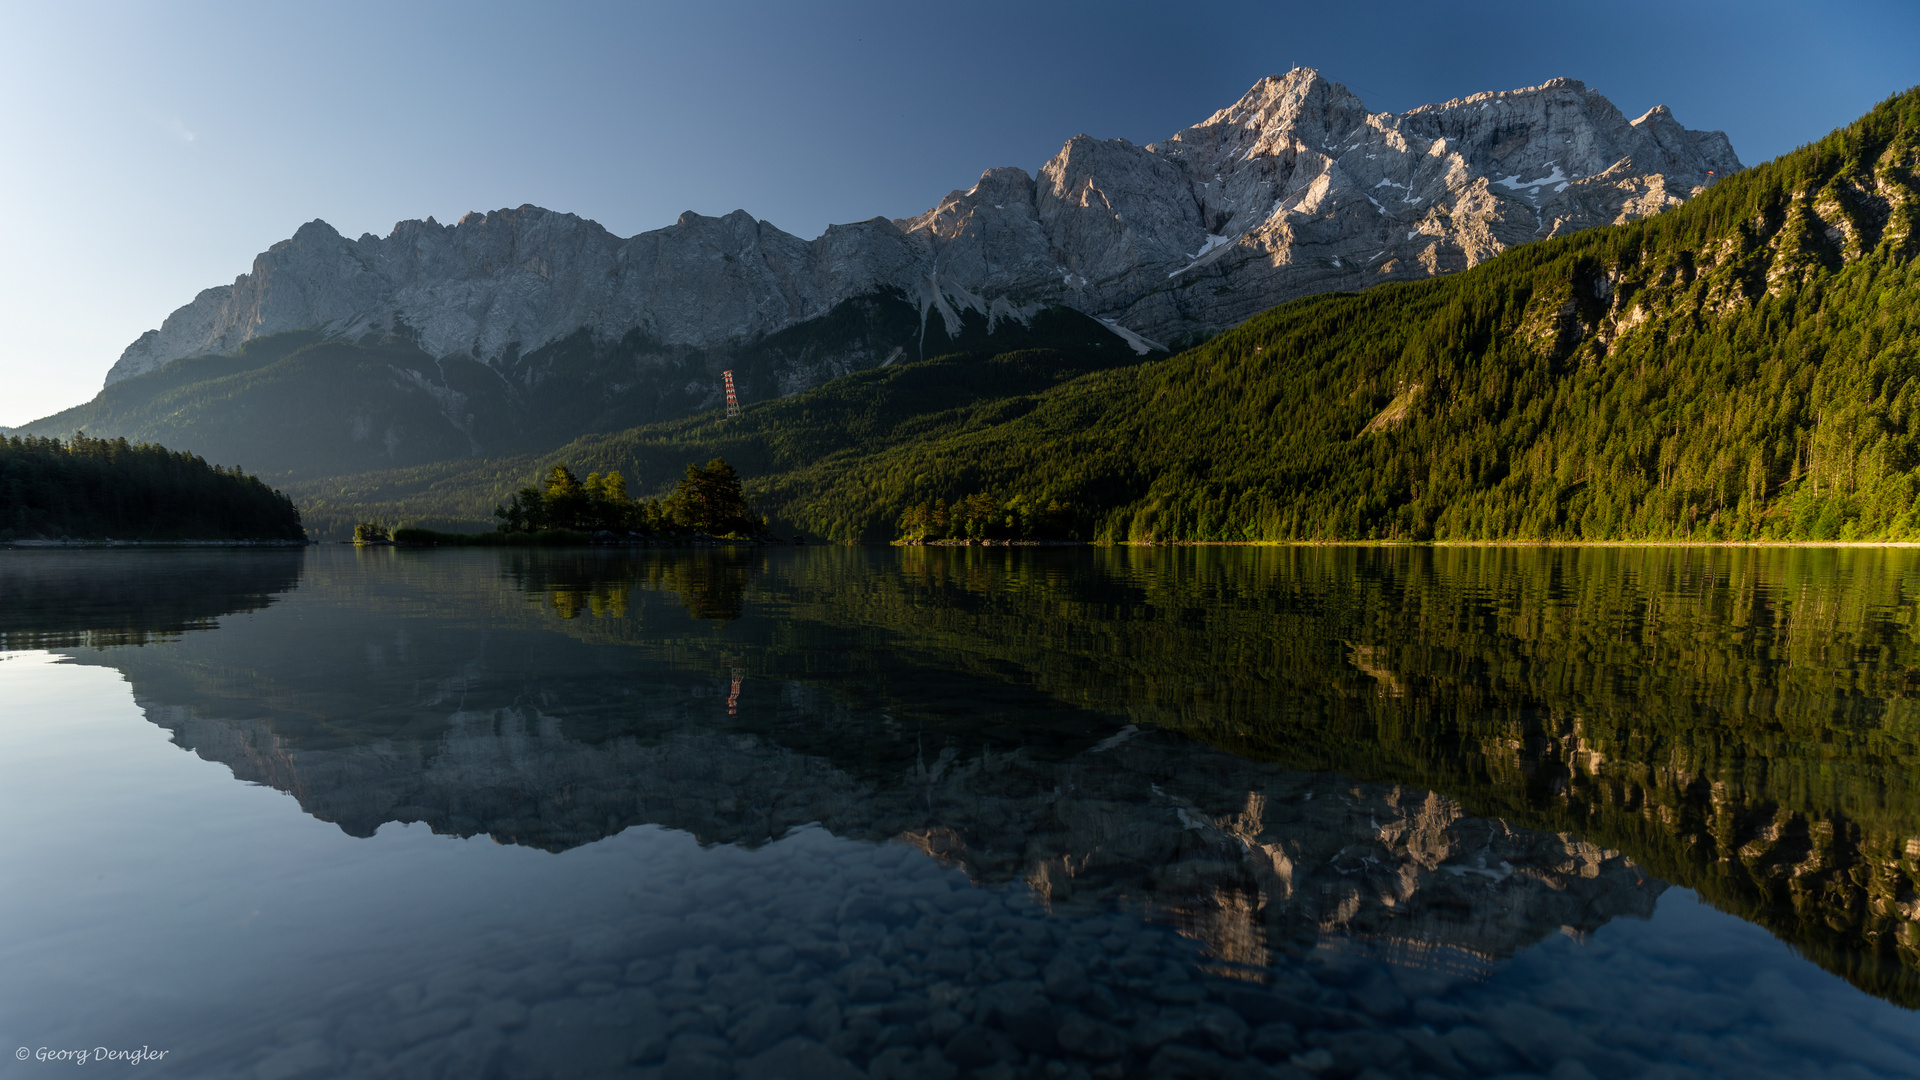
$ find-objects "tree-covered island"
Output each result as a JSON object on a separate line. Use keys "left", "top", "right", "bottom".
{"left": 390, "top": 458, "right": 770, "bottom": 545}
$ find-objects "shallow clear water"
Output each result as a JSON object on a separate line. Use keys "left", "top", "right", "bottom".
{"left": 1, "top": 545, "right": 1918, "bottom": 1079}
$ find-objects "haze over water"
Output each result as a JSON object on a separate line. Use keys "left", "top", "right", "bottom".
{"left": 2, "top": 545, "right": 1918, "bottom": 1079}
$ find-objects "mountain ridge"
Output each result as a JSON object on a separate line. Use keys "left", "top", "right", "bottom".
{"left": 99, "top": 69, "right": 1737, "bottom": 393}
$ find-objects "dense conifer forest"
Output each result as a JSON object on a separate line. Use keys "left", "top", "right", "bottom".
{"left": 0, "top": 434, "right": 305, "bottom": 541}
{"left": 288, "top": 87, "right": 1920, "bottom": 542}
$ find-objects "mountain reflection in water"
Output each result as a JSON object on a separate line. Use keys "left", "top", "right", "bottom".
{"left": 4, "top": 545, "right": 1918, "bottom": 1080}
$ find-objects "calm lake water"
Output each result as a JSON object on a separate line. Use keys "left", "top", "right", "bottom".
{"left": 2, "top": 545, "right": 1919, "bottom": 1080}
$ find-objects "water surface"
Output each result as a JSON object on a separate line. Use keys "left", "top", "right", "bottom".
{"left": 2, "top": 545, "right": 1917, "bottom": 1079}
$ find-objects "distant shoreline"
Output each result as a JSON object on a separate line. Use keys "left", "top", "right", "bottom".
{"left": 898, "top": 534, "right": 1920, "bottom": 545}
{"left": 2, "top": 539, "right": 309, "bottom": 548}
{"left": 1104, "top": 540, "right": 1920, "bottom": 549}
{"left": 904, "top": 539, "right": 1920, "bottom": 549}
{"left": 12, "top": 537, "right": 1920, "bottom": 551}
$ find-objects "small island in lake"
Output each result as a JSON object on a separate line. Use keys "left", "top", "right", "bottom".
{"left": 0, "top": 434, "right": 305, "bottom": 544}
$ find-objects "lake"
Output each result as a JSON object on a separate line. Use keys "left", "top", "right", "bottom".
{"left": 2, "top": 545, "right": 1918, "bottom": 1079}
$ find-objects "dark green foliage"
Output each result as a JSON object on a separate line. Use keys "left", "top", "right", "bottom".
{"left": 898, "top": 492, "right": 1073, "bottom": 541}
{"left": 0, "top": 434, "right": 304, "bottom": 542}
{"left": 494, "top": 463, "right": 665, "bottom": 534}
{"left": 492, "top": 457, "right": 762, "bottom": 538}
{"left": 668, "top": 459, "right": 759, "bottom": 536}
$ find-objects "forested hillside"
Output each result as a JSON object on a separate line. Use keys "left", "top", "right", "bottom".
{"left": 24, "top": 293, "right": 1144, "bottom": 489}
{"left": 285, "top": 339, "right": 1150, "bottom": 539}
{"left": 0, "top": 435, "right": 305, "bottom": 542}
{"left": 290, "top": 87, "right": 1920, "bottom": 542}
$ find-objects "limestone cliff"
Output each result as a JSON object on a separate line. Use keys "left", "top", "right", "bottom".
{"left": 103, "top": 70, "right": 1738, "bottom": 389}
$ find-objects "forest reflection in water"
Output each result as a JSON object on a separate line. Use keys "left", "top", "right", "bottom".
{"left": 0, "top": 547, "right": 302, "bottom": 649}
{"left": 3, "top": 544, "right": 1919, "bottom": 1080}
{"left": 487, "top": 542, "right": 1920, "bottom": 1004}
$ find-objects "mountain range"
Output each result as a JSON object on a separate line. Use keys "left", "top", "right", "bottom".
{"left": 21, "top": 69, "right": 1738, "bottom": 486}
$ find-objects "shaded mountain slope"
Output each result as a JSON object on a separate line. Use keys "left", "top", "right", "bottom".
{"left": 282, "top": 307, "right": 1156, "bottom": 538}
{"left": 31, "top": 292, "right": 1130, "bottom": 485}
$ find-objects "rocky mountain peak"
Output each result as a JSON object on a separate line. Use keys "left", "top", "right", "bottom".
{"left": 1163, "top": 66, "right": 1367, "bottom": 155}
{"left": 289, "top": 218, "right": 345, "bottom": 244}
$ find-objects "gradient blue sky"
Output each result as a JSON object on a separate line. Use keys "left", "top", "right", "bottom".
{"left": 3, "top": 0, "right": 1915, "bottom": 426}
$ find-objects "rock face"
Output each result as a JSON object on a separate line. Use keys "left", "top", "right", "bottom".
{"left": 104, "top": 70, "right": 1738, "bottom": 388}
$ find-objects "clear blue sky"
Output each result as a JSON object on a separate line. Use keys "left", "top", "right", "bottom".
{"left": 3, "top": 0, "right": 1915, "bottom": 426}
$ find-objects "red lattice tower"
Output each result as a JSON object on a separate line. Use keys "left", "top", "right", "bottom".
{"left": 722, "top": 369, "right": 741, "bottom": 418}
